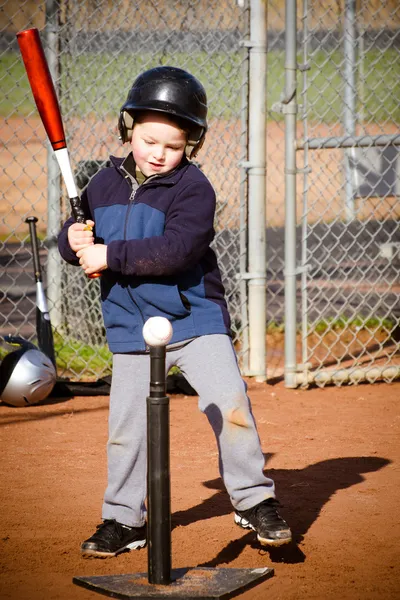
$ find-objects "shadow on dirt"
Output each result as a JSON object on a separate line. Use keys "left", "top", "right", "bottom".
{"left": 172, "top": 455, "right": 391, "bottom": 566}
{"left": 0, "top": 403, "right": 109, "bottom": 427}
{"left": 0, "top": 372, "right": 195, "bottom": 425}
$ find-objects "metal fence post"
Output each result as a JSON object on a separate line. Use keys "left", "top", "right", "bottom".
{"left": 45, "top": 0, "right": 62, "bottom": 330}
{"left": 284, "top": 0, "right": 298, "bottom": 388}
{"left": 343, "top": 0, "right": 357, "bottom": 222}
{"left": 247, "top": 0, "right": 267, "bottom": 381}
{"left": 239, "top": 27, "right": 250, "bottom": 376}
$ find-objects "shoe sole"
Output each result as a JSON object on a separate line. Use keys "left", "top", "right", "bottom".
{"left": 81, "top": 538, "right": 146, "bottom": 558}
{"left": 234, "top": 513, "right": 292, "bottom": 547}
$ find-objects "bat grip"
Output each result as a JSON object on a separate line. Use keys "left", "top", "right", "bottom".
{"left": 69, "top": 197, "right": 101, "bottom": 280}
{"left": 70, "top": 196, "right": 86, "bottom": 224}
{"left": 25, "top": 216, "right": 41, "bottom": 282}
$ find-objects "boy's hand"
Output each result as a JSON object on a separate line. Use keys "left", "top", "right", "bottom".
{"left": 68, "top": 220, "right": 95, "bottom": 252}
{"left": 77, "top": 244, "right": 108, "bottom": 275}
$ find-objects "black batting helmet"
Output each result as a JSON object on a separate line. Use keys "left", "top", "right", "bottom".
{"left": 118, "top": 66, "right": 208, "bottom": 158}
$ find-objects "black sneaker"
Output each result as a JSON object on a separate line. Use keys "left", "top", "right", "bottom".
{"left": 81, "top": 519, "right": 146, "bottom": 558}
{"left": 234, "top": 498, "right": 292, "bottom": 547}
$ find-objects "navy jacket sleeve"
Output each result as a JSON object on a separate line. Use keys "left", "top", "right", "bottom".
{"left": 107, "top": 180, "right": 216, "bottom": 276}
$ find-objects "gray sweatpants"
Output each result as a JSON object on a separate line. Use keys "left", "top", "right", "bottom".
{"left": 102, "top": 334, "right": 275, "bottom": 527}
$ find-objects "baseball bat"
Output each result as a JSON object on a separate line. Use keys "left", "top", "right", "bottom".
{"left": 25, "top": 216, "right": 56, "bottom": 367}
{"left": 16, "top": 27, "right": 100, "bottom": 279}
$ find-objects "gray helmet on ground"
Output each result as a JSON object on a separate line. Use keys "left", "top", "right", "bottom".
{"left": 0, "top": 337, "right": 56, "bottom": 407}
{"left": 118, "top": 66, "right": 208, "bottom": 158}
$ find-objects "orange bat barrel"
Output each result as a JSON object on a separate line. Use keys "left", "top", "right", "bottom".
{"left": 17, "top": 27, "right": 102, "bottom": 280}
{"left": 16, "top": 28, "right": 66, "bottom": 151}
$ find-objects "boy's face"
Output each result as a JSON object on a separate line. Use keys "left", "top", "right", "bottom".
{"left": 130, "top": 113, "right": 187, "bottom": 178}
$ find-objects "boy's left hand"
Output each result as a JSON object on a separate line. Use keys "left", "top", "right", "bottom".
{"left": 77, "top": 244, "right": 108, "bottom": 275}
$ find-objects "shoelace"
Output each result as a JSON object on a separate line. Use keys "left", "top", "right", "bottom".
{"left": 255, "top": 500, "right": 288, "bottom": 528}
{"left": 95, "top": 519, "right": 130, "bottom": 541}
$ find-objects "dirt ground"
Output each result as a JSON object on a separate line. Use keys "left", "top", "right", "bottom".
{"left": 0, "top": 378, "right": 399, "bottom": 600}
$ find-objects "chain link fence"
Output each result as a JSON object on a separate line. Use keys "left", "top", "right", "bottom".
{"left": 1, "top": 0, "right": 399, "bottom": 386}
{"left": 284, "top": 0, "right": 400, "bottom": 385}
{"left": 0, "top": 0, "right": 250, "bottom": 381}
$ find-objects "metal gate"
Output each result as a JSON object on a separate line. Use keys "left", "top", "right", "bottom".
{"left": 281, "top": 0, "right": 400, "bottom": 386}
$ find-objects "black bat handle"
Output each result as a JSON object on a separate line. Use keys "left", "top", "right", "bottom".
{"left": 69, "top": 197, "right": 102, "bottom": 279}
{"left": 69, "top": 196, "right": 86, "bottom": 224}
{"left": 25, "top": 216, "right": 41, "bottom": 282}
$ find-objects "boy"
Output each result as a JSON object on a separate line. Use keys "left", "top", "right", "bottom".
{"left": 58, "top": 66, "right": 292, "bottom": 558}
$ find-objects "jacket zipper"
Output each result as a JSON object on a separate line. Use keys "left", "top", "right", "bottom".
{"left": 119, "top": 172, "right": 176, "bottom": 348}
{"left": 123, "top": 186, "right": 146, "bottom": 340}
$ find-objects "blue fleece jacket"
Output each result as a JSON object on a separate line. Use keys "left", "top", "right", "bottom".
{"left": 58, "top": 153, "right": 231, "bottom": 352}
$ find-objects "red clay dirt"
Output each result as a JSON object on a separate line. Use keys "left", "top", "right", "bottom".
{"left": 0, "top": 378, "right": 399, "bottom": 600}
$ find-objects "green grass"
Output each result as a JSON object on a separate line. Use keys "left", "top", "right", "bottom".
{"left": 0, "top": 333, "right": 184, "bottom": 380}
{"left": 266, "top": 316, "right": 397, "bottom": 335}
{"left": 268, "top": 49, "right": 400, "bottom": 123}
{"left": 2, "top": 48, "right": 399, "bottom": 122}
{"left": 1, "top": 316, "right": 395, "bottom": 382}
{"left": 0, "top": 333, "right": 112, "bottom": 377}
{"left": 310, "top": 316, "right": 396, "bottom": 334}
{"left": 54, "top": 333, "right": 112, "bottom": 377}
{"left": 2, "top": 50, "right": 244, "bottom": 120}
{"left": 0, "top": 230, "right": 47, "bottom": 246}
{"left": 53, "top": 335, "right": 184, "bottom": 378}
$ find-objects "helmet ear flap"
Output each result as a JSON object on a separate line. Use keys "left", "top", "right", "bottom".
{"left": 118, "top": 111, "right": 135, "bottom": 143}
{"left": 186, "top": 129, "right": 206, "bottom": 159}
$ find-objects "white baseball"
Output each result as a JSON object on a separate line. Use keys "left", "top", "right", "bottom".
{"left": 142, "top": 317, "right": 173, "bottom": 347}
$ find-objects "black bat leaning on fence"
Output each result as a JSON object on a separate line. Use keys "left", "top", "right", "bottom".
{"left": 25, "top": 216, "right": 56, "bottom": 367}
{"left": 24, "top": 217, "right": 110, "bottom": 397}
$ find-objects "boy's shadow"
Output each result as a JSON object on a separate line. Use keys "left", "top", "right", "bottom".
{"left": 172, "top": 454, "right": 390, "bottom": 566}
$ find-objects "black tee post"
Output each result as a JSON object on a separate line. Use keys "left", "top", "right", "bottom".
{"left": 147, "top": 345, "right": 171, "bottom": 585}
